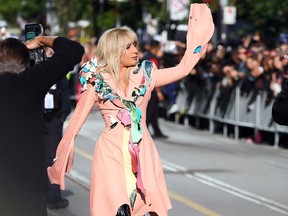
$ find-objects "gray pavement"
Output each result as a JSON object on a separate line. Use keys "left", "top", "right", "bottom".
{"left": 48, "top": 176, "right": 90, "bottom": 216}
{"left": 47, "top": 110, "right": 288, "bottom": 216}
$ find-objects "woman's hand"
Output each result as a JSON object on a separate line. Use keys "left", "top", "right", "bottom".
{"left": 186, "top": 4, "right": 214, "bottom": 56}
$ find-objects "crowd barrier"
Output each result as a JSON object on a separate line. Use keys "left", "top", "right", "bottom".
{"left": 172, "top": 83, "right": 288, "bottom": 148}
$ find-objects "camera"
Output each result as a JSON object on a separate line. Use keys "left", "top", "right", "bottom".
{"left": 24, "top": 23, "right": 45, "bottom": 66}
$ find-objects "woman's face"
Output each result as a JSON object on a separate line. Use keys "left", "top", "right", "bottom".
{"left": 120, "top": 40, "right": 138, "bottom": 68}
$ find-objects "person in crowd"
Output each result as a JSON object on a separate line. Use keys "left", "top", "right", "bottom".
{"left": 202, "top": 43, "right": 224, "bottom": 114}
{"left": 244, "top": 53, "right": 266, "bottom": 112}
{"left": 48, "top": 3, "right": 214, "bottom": 216}
{"left": 272, "top": 79, "right": 288, "bottom": 125}
{"left": 272, "top": 56, "right": 288, "bottom": 125}
{"left": 44, "top": 77, "right": 71, "bottom": 209}
{"left": 142, "top": 39, "right": 168, "bottom": 138}
{"left": 0, "top": 25, "right": 11, "bottom": 39}
{"left": 234, "top": 45, "right": 249, "bottom": 81}
{"left": 0, "top": 36, "right": 84, "bottom": 216}
{"left": 162, "top": 41, "right": 185, "bottom": 116}
{"left": 183, "top": 41, "right": 215, "bottom": 113}
{"left": 216, "top": 63, "right": 239, "bottom": 117}
{"left": 82, "top": 37, "right": 98, "bottom": 63}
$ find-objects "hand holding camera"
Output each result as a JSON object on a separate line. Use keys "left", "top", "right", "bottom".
{"left": 24, "top": 23, "right": 45, "bottom": 66}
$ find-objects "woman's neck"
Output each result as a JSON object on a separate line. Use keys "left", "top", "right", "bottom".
{"left": 119, "top": 67, "right": 129, "bottom": 96}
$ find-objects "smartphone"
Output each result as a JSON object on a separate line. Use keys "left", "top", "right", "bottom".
{"left": 24, "top": 23, "right": 45, "bottom": 66}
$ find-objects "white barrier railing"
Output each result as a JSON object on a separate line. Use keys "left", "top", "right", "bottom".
{"left": 172, "top": 85, "right": 288, "bottom": 147}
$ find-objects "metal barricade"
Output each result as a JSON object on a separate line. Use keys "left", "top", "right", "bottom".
{"left": 174, "top": 84, "right": 288, "bottom": 147}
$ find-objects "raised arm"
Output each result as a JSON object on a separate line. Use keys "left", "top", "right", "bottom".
{"left": 154, "top": 3, "right": 214, "bottom": 87}
{"left": 24, "top": 36, "right": 84, "bottom": 95}
{"left": 25, "top": 35, "right": 57, "bottom": 49}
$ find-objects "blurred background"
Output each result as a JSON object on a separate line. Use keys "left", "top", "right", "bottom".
{"left": 2, "top": 2, "right": 288, "bottom": 215}
{"left": 1, "top": 0, "right": 288, "bottom": 148}
{"left": 1, "top": 0, "right": 287, "bottom": 46}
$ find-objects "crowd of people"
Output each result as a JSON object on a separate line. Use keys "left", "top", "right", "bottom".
{"left": 195, "top": 33, "right": 288, "bottom": 117}
{"left": 149, "top": 32, "right": 288, "bottom": 119}
{"left": 1, "top": 2, "right": 288, "bottom": 215}
{"left": 179, "top": 32, "right": 288, "bottom": 144}
{"left": 80, "top": 29, "right": 288, "bottom": 148}
{"left": 129, "top": 31, "right": 288, "bottom": 144}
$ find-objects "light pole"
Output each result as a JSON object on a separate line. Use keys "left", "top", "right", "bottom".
{"left": 92, "top": 0, "right": 105, "bottom": 37}
{"left": 46, "top": 0, "right": 59, "bottom": 35}
{"left": 219, "top": 0, "right": 228, "bottom": 42}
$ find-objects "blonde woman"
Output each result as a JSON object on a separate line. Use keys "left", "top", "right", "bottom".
{"left": 48, "top": 3, "right": 214, "bottom": 216}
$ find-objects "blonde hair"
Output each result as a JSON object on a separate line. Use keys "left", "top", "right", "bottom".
{"left": 95, "top": 26, "right": 138, "bottom": 88}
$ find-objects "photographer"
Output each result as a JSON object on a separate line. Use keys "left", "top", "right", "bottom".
{"left": 0, "top": 35, "right": 84, "bottom": 215}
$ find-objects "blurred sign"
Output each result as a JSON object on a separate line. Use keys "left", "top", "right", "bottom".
{"left": 0, "top": 20, "right": 7, "bottom": 27}
{"left": 169, "top": 0, "right": 189, "bottom": 21}
{"left": 220, "top": 0, "right": 228, "bottom": 7}
{"left": 78, "top": 20, "right": 90, "bottom": 28}
{"left": 223, "top": 6, "right": 237, "bottom": 25}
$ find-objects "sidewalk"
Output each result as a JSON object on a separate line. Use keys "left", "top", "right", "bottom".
{"left": 48, "top": 176, "right": 90, "bottom": 216}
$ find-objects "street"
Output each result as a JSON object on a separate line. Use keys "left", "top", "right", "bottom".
{"left": 49, "top": 108, "right": 288, "bottom": 216}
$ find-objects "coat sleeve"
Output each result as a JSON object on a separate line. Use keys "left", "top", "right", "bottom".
{"left": 48, "top": 83, "right": 97, "bottom": 189}
{"left": 24, "top": 37, "right": 84, "bottom": 96}
{"left": 152, "top": 3, "right": 214, "bottom": 88}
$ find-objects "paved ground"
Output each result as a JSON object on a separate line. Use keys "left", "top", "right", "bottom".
{"left": 48, "top": 176, "right": 90, "bottom": 216}
{"left": 47, "top": 110, "right": 288, "bottom": 216}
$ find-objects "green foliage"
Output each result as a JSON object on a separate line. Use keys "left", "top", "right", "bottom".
{"left": 233, "top": 0, "right": 288, "bottom": 39}
{"left": 0, "top": 0, "right": 45, "bottom": 25}
{"left": 142, "top": 1, "right": 165, "bottom": 21}
{"left": 53, "top": 0, "right": 93, "bottom": 35}
{"left": 1, "top": 0, "right": 287, "bottom": 41}
{"left": 0, "top": 0, "right": 20, "bottom": 24}
{"left": 97, "top": 10, "right": 117, "bottom": 31}
{"left": 20, "top": 0, "right": 46, "bottom": 21}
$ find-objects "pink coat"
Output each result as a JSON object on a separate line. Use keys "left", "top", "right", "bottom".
{"left": 48, "top": 3, "right": 214, "bottom": 216}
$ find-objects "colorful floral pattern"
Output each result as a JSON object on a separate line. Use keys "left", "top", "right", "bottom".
{"left": 79, "top": 59, "right": 153, "bottom": 205}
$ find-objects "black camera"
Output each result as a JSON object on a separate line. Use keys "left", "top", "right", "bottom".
{"left": 24, "top": 23, "right": 45, "bottom": 66}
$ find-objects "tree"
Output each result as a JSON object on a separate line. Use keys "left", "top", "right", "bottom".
{"left": 231, "top": 0, "right": 288, "bottom": 43}
{"left": 53, "top": 0, "right": 93, "bottom": 36}
{"left": 0, "top": 0, "right": 45, "bottom": 25}
{"left": 1, "top": 0, "right": 286, "bottom": 43}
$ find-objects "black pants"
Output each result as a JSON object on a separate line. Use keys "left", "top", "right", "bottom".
{"left": 0, "top": 191, "right": 47, "bottom": 216}
{"left": 146, "top": 90, "right": 163, "bottom": 135}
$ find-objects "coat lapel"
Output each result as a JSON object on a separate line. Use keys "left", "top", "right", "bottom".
{"left": 101, "top": 67, "right": 144, "bottom": 102}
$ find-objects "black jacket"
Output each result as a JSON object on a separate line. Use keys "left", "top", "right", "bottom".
{"left": 272, "top": 81, "right": 288, "bottom": 125}
{"left": 0, "top": 37, "right": 84, "bottom": 192}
